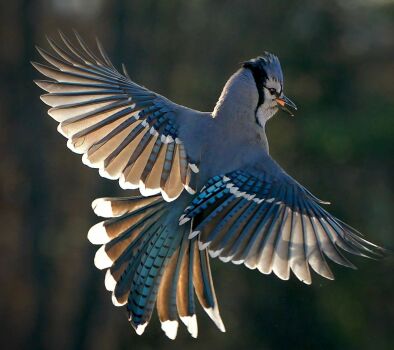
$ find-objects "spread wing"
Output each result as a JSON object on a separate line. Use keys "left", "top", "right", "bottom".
{"left": 33, "top": 32, "right": 199, "bottom": 201}
{"left": 180, "top": 155, "right": 385, "bottom": 284}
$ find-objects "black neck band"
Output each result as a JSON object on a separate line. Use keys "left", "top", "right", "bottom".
{"left": 243, "top": 63, "right": 268, "bottom": 109}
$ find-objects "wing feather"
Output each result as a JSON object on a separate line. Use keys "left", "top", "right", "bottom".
{"left": 181, "top": 166, "right": 385, "bottom": 283}
{"left": 33, "top": 32, "right": 200, "bottom": 201}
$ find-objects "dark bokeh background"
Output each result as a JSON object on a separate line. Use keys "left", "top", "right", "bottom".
{"left": 0, "top": 0, "right": 393, "bottom": 349}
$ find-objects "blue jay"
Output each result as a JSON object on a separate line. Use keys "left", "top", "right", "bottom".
{"left": 33, "top": 32, "right": 385, "bottom": 339}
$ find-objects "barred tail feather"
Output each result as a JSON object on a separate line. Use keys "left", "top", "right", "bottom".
{"left": 89, "top": 195, "right": 224, "bottom": 339}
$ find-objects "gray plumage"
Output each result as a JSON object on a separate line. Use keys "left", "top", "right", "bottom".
{"left": 33, "top": 32, "right": 386, "bottom": 340}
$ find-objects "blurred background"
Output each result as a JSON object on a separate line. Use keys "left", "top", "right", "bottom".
{"left": 0, "top": 0, "right": 393, "bottom": 349}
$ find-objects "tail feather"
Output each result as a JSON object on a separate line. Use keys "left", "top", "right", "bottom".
{"left": 157, "top": 230, "right": 196, "bottom": 339}
{"left": 156, "top": 232, "right": 226, "bottom": 339}
{"left": 104, "top": 207, "right": 165, "bottom": 262}
{"left": 177, "top": 239, "right": 197, "bottom": 336}
{"left": 91, "top": 195, "right": 163, "bottom": 218}
{"left": 89, "top": 195, "right": 225, "bottom": 339}
{"left": 128, "top": 223, "right": 179, "bottom": 328}
{"left": 114, "top": 221, "right": 164, "bottom": 306}
{"left": 157, "top": 226, "right": 193, "bottom": 339}
{"left": 193, "top": 244, "right": 226, "bottom": 333}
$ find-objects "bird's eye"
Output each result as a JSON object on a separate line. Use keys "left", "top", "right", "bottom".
{"left": 268, "top": 88, "right": 277, "bottom": 95}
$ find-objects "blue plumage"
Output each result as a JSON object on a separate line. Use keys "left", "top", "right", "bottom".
{"left": 33, "top": 32, "right": 386, "bottom": 340}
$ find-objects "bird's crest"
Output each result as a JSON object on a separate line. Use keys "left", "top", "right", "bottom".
{"left": 243, "top": 52, "right": 283, "bottom": 84}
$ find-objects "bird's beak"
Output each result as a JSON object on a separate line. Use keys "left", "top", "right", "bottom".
{"left": 276, "top": 95, "right": 297, "bottom": 116}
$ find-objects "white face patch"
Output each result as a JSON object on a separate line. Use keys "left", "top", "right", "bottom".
{"left": 265, "top": 79, "right": 282, "bottom": 93}
{"left": 256, "top": 78, "right": 282, "bottom": 126}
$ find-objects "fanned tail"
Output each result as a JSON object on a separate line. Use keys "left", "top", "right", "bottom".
{"left": 88, "top": 194, "right": 225, "bottom": 339}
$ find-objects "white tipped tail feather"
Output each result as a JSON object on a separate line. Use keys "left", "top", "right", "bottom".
{"left": 205, "top": 306, "right": 226, "bottom": 333}
{"left": 87, "top": 222, "right": 110, "bottom": 245}
{"left": 180, "top": 315, "right": 198, "bottom": 338}
{"left": 112, "top": 293, "right": 127, "bottom": 307}
{"left": 104, "top": 269, "right": 116, "bottom": 291}
{"left": 161, "top": 320, "right": 179, "bottom": 340}
{"left": 94, "top": 245, "right": 112, "bottom": 270}
{"left": 91, "top": 198, "right": 114, "bottom": 218}
{"left": 135, "top": 323, "right": 148, "bottom": 336}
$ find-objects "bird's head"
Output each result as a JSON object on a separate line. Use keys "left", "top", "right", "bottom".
{"left": 243, "top": 53, "right": 297, "bottom": 127}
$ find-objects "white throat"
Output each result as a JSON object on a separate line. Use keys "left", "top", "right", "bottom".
{"left": 256, "top": 102, "right": 278, "bottom": 127}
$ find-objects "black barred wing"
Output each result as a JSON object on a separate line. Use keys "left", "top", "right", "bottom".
{"left": 180, "top": 169, "right": 385, "bottom": 284}
{"left": 33, "top": 32, "right": 198, "bottom": 201}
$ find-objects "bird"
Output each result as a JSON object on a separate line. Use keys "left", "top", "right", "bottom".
{"left": 32, "top": 32, "right": 386, "bottom": 340}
